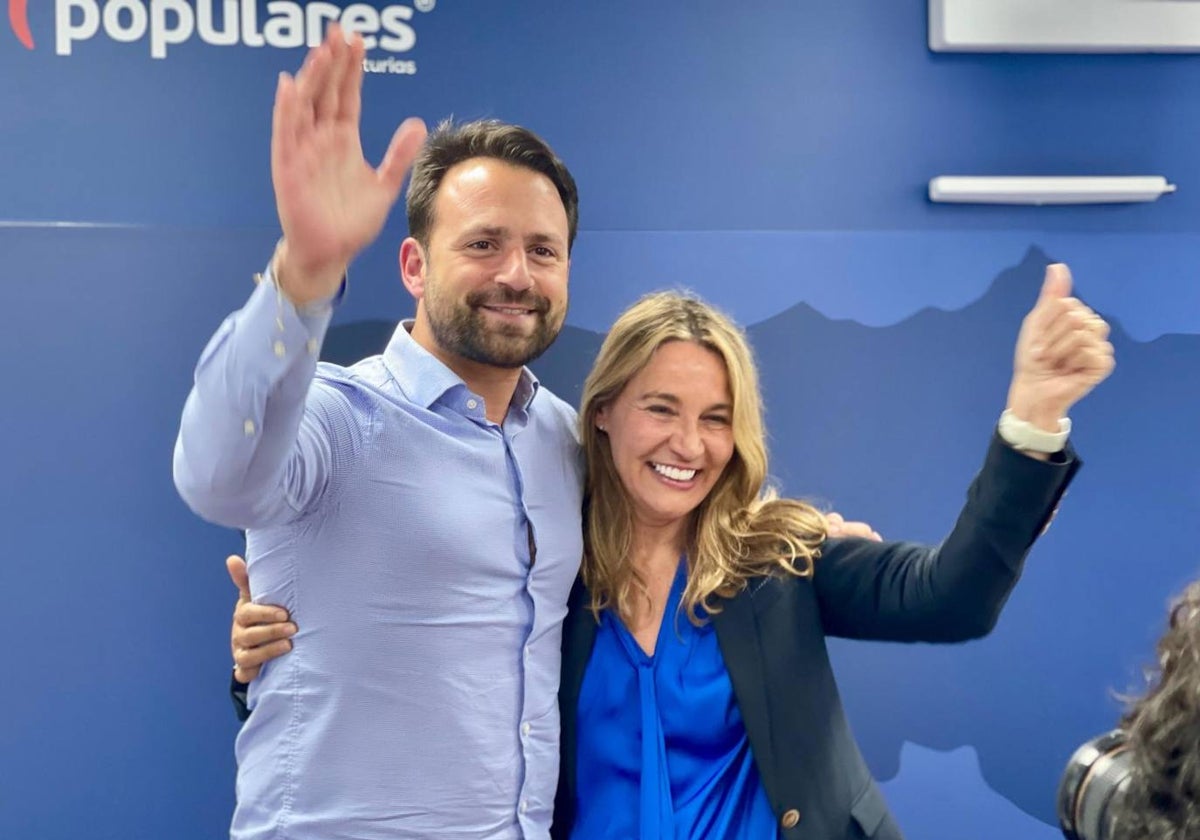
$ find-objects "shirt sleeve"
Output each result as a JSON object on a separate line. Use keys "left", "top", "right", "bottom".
{"left": 813, "top": 432, "right": 1081, "bottom": 643}
{"left": 173, "top": 267, "right": 351, "bottom": 529}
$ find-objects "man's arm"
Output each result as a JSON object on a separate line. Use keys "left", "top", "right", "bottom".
{"left": 172, "top": 271, "right": 339, "bottom": 528}
{"left": 173, "top": 25, "right": 426, "bottom": 529}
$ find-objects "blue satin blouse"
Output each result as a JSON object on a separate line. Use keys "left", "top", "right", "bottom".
{"left": 572, "top": 561, "right": 778, "bottom": 839}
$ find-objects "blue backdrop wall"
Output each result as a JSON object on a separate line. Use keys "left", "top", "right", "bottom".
{"left": 2, "top": 2, "right": 1198, "bottom": 837}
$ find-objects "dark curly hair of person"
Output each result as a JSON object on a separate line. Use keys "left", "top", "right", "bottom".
{"left": 1112, "top": 579, "right": 1200, "bottom": 840}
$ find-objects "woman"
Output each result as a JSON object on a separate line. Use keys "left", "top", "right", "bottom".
{"left": 231, "top": 276, "right": 1110, "bottom": 838}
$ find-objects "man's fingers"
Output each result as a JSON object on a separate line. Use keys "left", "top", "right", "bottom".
{"left": 226, "top": 554, "right": 251, "bottom": 600}
{"left": 233, "top": 663, "right": 260, "bottom": 685}
{"left": 294, "top": 42, "right": 330, "bottom": 128}
{"left": 338, "top": 32, "right": 366, "bottom": 125}
{"left": 271, "top": 73, "right": 298, "bottom": 176}
{"left": 235, "top": 622, "right": 298, "bottom": 650}
{"left": 234, "top": 602, "right": 292, "bottom": 627}
{"left": 837, "top": 520, "right": 884, "bottom": 541}
{"left": 377, "top": 117, "right": 428, "bottom": 195}
{"left": 824, "top": 512, "right": 882, "bottom": 541}
{"left": 235, "top": 640, "right": 293, "bottom": 670}
{"left": 824, "top": 512, "right": 844, "bottom": 534}
{"left": 315, "top": 23, "right": 346, "bottom": 123}
{"left": 234, "top": 639, "right": 293, "bottom": 673}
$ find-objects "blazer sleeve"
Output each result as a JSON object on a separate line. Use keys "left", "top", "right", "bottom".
{"left": 813, "top": 431, "right": 1080, "bottom": 643}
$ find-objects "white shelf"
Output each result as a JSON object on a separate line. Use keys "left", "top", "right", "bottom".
{"left": 931, "top": 0, "right": 1200, "bottom": 52}
{"left": 928, "top": 176, "right": 1177, "bottom": 205}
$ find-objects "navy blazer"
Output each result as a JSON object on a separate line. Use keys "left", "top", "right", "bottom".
{"left": 553, "top": 434, "right": 1079, "bottom": 839}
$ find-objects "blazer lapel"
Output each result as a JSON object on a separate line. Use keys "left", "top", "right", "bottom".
{"left": 559, "top": 577, "right": 598, "bottom": 807}
{"left": 712, "top": 585, "right": 779, "bottom": 806}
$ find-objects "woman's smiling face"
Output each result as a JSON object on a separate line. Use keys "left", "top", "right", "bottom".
{"left": 595, "top": 340, "right": 736, "bottom": 536}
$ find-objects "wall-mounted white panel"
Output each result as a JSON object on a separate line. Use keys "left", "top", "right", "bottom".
{"left": 928, "top": 176, "right": 1177, "bottom": 204}
{"left": 931, "top": 0, "right": 1200, "bottom": 52}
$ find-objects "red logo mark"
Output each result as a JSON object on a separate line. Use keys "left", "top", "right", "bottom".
{"left": 9, "top": 0, "right": 33, "bottom": 49}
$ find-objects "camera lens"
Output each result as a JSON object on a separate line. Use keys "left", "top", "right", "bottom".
{"left": 1058, "top": 730, "right": 1132, "bottom": 840}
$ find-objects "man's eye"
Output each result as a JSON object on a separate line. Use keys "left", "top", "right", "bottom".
{"left": 467, "top": 241, "right": 494, "bottom": 250}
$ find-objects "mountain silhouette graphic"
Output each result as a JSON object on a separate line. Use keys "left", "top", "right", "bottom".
{"left": 879, "top": 741, "right": 1062, "bottom": 839}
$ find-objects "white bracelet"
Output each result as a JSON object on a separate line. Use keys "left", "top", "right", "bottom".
{"left": 998, "top": 409, "right": 1070, "bottom": 454}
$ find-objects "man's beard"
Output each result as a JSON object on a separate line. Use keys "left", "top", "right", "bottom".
{"left": 424, "top": 280, "right": 564, "bottom": 369}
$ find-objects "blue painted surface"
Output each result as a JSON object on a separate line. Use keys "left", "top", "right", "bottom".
{"left": 2, "top": 2, "right": 1196, "bottom": 836}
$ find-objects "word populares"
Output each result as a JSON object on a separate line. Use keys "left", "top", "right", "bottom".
{"left": 39, "top": 0, "right": 417, "bottom": 59}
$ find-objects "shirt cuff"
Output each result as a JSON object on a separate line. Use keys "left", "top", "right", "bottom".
{"left": 248, "top": 263, "right": 343, "bottom": 359}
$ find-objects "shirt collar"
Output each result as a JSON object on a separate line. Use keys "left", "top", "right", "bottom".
{"left": 382, "top": 320, "right": 541, "bottom": 413}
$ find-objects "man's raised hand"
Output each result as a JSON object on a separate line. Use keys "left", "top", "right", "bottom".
{"left": 271, "top": 24, "right": 427, "bottom": 304}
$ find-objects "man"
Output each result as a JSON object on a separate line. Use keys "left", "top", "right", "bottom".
{"left": 175, "top": 25, "right": 584, "bottom": 840}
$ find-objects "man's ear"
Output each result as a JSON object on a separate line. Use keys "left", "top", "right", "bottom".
{"left": 399, "top": 237, "right": 427, "bottom": 300}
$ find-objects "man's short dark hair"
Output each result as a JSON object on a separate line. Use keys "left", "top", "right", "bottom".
{"left": 405, "top": 119, "right": 579, "bottom": 252}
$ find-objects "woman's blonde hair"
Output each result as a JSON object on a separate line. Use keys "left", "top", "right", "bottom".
{"left": 579, "top": 291, "right": 827, "bottom": 624}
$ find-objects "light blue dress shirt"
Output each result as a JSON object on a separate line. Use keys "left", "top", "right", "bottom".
{"left": 573, "top": 561, "right": 778, "bottom": 839}
{"left": 174, "top": 273, "right": 585, "bottom": 839}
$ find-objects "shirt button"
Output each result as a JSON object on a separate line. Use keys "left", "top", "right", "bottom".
{"left": 306, "top": 338, "right": 319, "bottom": 356}
{"left": 521, "top": 721, "right": 531, "bottom": 737}
{"left": 520, "top": 800, "right": 529, "bottom": 814}
{"left": 243, "top": 419, "right": 256, "bottom": 436}
{"left": 273, "top": 340, "right": 286, "bottom": 358}
{"left": 780, "top": 808, "right": 801, "bottom": 829}
{"left": 466, "top": 399, "right": 478, "bottom": 410}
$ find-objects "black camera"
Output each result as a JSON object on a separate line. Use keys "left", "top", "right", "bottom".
{"left": 1057, "top": 729, "right": 1131, "bottom": 840}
